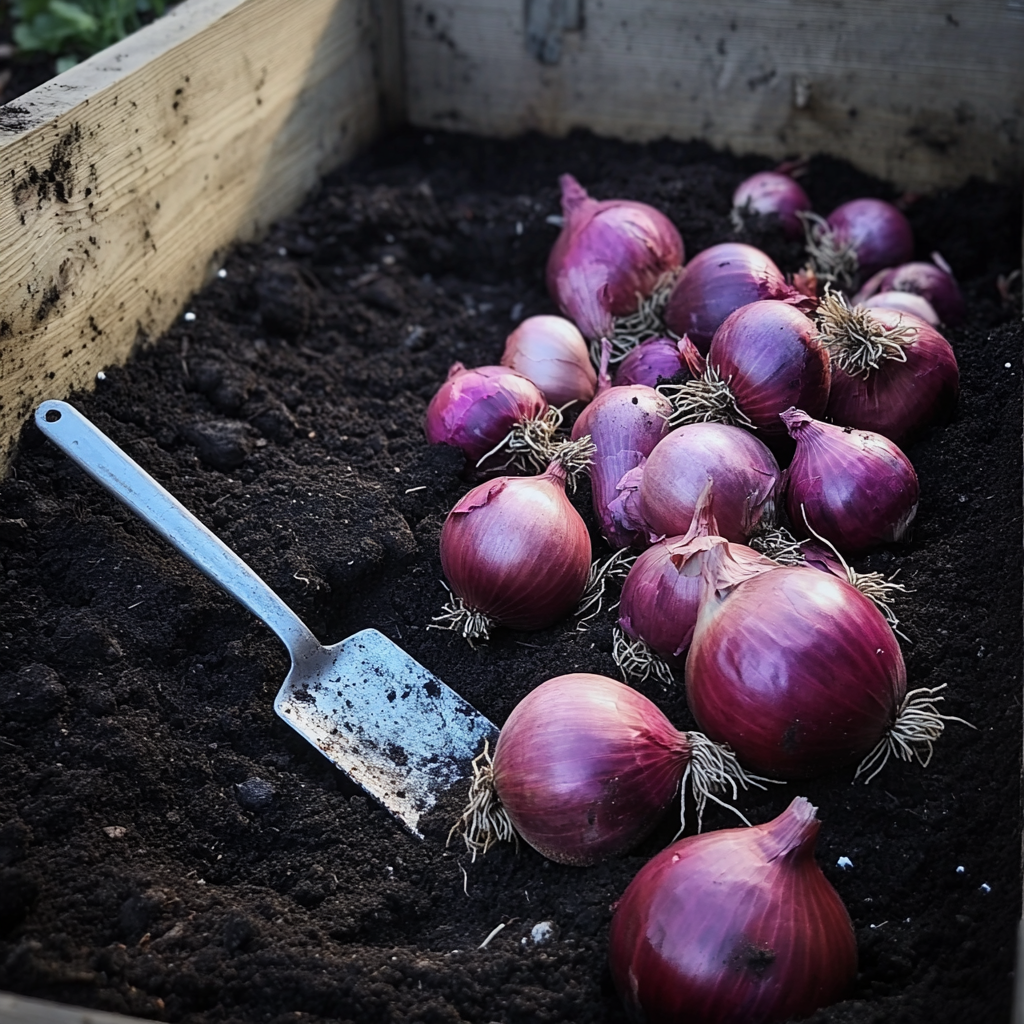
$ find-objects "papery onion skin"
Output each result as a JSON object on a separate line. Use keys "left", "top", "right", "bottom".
{"left": 686, "top": 550, "right": 906, "bottom": 778}
{"left": 826, "top": 198, "right": 914, "bottom": 280}
{"left": 571, "top": 385, "right": 673, "bottom": 549}
{"left": 439, "top": 462, "right": 591, "bottom": 630}
{"left": 861, "top": 290, "right": 940, "bottom": 326}
{"left": 492, "top": 674, "right": 690, "bottom": 865}
{"left": 609, "top": 796, "right": 857, "bottom": 1024}
{"left": 731, "top": 171, "right": 812, "bottom": 239}
{"left": 638, "top": 424, "right": 781, "bottom": 543}
{"left": 854, "top": 258, "right": 964, "bottom": 325}
{"left": 500, "top": 315, "right": 598, "bottom": 406}
{"left": 782, "top": 408, "right": 919, "bottom": 555}
{"left": 424, "top": 363, "right": 548, "bottom": 463}
{"left": 546, "top": 174, "right": 684, "bottom": 340}
{"left": 708, "top": 300, "right": 831, "bottom": 439}
{"left": 663, "top": 243, "right": 808, "bottom": 355}
{"left": 612, "top": 337, "right": 687, "bottom": 388}
{"left": 825, "top": 309, "right": 959, "bottom": 446}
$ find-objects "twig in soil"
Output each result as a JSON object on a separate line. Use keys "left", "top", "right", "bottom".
{"left": 478, "top": 922, "right": 506, "bottom": 949}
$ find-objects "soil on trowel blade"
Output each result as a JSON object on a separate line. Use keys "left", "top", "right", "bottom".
{"left": 0, "top": 129, "right": 1021, "bottom": 1024}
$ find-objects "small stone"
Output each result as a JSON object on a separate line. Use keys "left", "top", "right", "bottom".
{"left": 235, "top": 777, "right": 275, "bottom": 811}
{"left": 530, "top": 921, "right": 558, "bottom": 945}
{"left": 103, "top": 826, "right": 127, "bottom": 839}
{"left": 184, "top": 311, "right": 196, "bottom": 322}
{"left": 837, "top": 856, "right": 853, "bottom": 870}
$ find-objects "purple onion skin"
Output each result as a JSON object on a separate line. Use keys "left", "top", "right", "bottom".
{"left": 854, "top": 260, "right": 964, "bottom": 324}
{"left": 609, "top": 797, "right": 857, "bottom": 1024}
{"left": 782, "top": 408, "right": 919, "bottom": 555}
{"left": 709, "top": 300, "right": 831, "bottom": 439}
{"left": 612, "top": 337, "right": 687, "bottom": 388}
{"left": 686, "top": 553, "right": 906, "bottom": 779}
{"left": 493, "top": 674, "right": 690, "bottom": 865}
{"left": 861, "top": 290, "right": 940, "bottom": 326}
{"left": 826, "top": 199, "right": 914, "bottom": 280}
{"left": 546, "top": 174, "right": 684, "bottom": 340}
{"left": 664, "top": 243, "right": 807, "bottom": 355}
{"left": 439, "top": 463, "right": 591, "bottom": 630}
{"left": 424, "top": 363, "right": 548, "bottom": 463}
{"left": 732, "top": 171, "right": 812, "bottom": 239}
{"left": 571, "top": 385, "right": 673, "bottom": 549}
{"left": 500, "top": 315, "right": 598, "bottom": 406}
{"left": 825, "top": 310, "right": 959, "bottom": 447}
{"left": 638, "top": 424, "right": 781, "bottom": 543}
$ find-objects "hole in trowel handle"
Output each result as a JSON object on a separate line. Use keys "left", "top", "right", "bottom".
{"left": 45, "top": 409, "right": 62, "bottom": 422}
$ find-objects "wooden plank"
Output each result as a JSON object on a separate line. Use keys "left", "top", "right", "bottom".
{"left": 402, "top": 0, "right": 1024, "bottom": 192}
{"left": 0, "top": 993, "right": 153, "bottom": 1024}
{"left": 0, "top": 0, "right": 397, "bottom": 475}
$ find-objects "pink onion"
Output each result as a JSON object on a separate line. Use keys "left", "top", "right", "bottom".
{"left": 570, "top": 374, "right": 673, "bottom": 550}
{"left": 818, "top": 294, "right": 960, "bottom": 446}
{"left": 861, "top": 291, "right": 940, "bottom": 326}
{"left": 663, "top": 243, "right": 811, "bottom": 355}
{"left": 454, "top": 674, "right": 763, "bottom": 866}
{"left": 499, "top": 315, "right": 597, "bottom": 407}
{"left": 546, "top": 174, "right": 684, "bottom": 342}
{"left": 853, "top": 254, "right": 965, "bottom": 324}
{"left": 662, "top": 301, "right": 830, "bottom": 441}
{"left": 781, "top": 408, "right": 919, "bottom": 555}
{"left": 424, "top": 363, "right": 549, "bottom": 466}
{"left": 686, "top": 545, "right": 910, "bottom": 779}
{"left": 609, "top": 797, "right": 857, "bottom": 1024}
{"left": 731, "top": 171, "right": 812, "bottom": 239}
{"left": 804, "top": 198, "right": 913, "bottom": 289}
{"left": 436, "top": 460, "right": 591, "bottom": 639}
{"left": 636, "top": 423, "right": 781, "bottom": 543}
{"left": 612, "top": 337, "right": 687, "bottom": 388}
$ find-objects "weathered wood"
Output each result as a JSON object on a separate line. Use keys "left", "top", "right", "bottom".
{"left": 0, "top": 0, "right": 397, "bottom": 474}
{"left": 403, "top": 0, "right": 1024, "bottom": 192}
{"left": 0, "top": 993, "right": 153, "bottom": 1024}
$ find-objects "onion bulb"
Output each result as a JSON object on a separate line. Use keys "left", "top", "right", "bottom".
{"left": 853, "top": 254, "right": 965, "bottom": 325}
{"left": 731, "top": 171, "right": 812, "bottom": 239}
{"left": 546, "top": 174, "right": 684, "bottom": 355}
{"left": 451, "top": 673, "right": 766, "bottom": 866}
{"left": 861, "top": 290, "right": 940, "bottom": 326}
{"left": 434, "top": 457, "right": 592, "bottom": 640}
{"left": 500, "top": 315, "right": 597, "bottom": 407}
{"left": 781, "top": 408, "right": 919, "bottom": 555}
{"left": 609, "top": 796, "right": 857, "bottom": 1024}
{"left": 612, "top": 336, "right": 688, "bottom": 388}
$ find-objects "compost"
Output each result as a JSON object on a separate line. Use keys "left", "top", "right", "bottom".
{"left": 0, "top": 129, "right": 1020, "bottom": 1024}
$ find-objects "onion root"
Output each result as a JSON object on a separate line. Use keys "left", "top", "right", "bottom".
{"left": 448, "top": 739, "right": 517, "bottom": 861}
{"left": 611, "top": 627, "right": 675, "bottom": 687}
{"left": 595, "top": 268, "right": 682, "bottom": 366}
{"left": 658, "top": 364, "right": 755, "bottom": 431}
{"left": 817, "top": 289, "right": 915, "bottom": 376}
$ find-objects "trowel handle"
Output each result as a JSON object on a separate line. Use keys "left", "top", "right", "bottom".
{"left": 35, "top": 400, "right": 321, "bottom": 661}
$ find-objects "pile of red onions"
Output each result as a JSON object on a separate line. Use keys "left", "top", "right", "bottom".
{"left": 663, "top": 243, "right": 809, "bottom": 354}
{"left": 817, "top": 291, "right": 960, "bottom": 446}
{"left": 803, "top": 198, "right": 913, "bottom": 289}
{"left": 546, "top": 174, "right": 684, "bottom": 346}
{"left": 731, "top": 170, "right": 812, "bottom": 239}
{"left": 660, "top": 300, "right": 830, "bottom": 442}
{"left": 500, "top": 314, "right": 597, "bottom": 406}
{"left": 609, "top": 797, "right": 857, "bottom": 1024}
{"left": 435, "top": 457, "right": 591, "bottom": 640}
{"left": 451, "top": 673, "right": 765, "bottom": 866}
{"left": 782, "top": 407, "right": 919, "bottom": 555}
{"left": 854, "top": 253, "right": 965, "bottom": 324}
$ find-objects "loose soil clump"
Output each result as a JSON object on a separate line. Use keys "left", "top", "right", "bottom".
{"left": 0, "top": 129, "right": 1020, "bottom": 1024}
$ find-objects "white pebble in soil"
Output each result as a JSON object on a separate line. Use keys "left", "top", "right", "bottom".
{"left": 530, "top": 920, "right": 558, "bottom": 945}
{"left": 837, "top": 856, "right": 854, "bottom": 870}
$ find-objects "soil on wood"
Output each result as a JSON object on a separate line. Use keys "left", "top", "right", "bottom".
{"left": 0, "top": 129, "right": 1021, "bottom": 1024}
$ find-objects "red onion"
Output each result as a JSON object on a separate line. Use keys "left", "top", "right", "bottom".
{"left": 731, "top": 171, "right": 812, "bottom": 239}
{"left": 853, "top": 254, "right": 965, "bottom": 324}
{"left": 663, "top": 243, "right": 811, "bottom": 355}
{"left": 861, "top": 290, "right": 940, "bottom": 326}
{"left": 804, "top": 198, "right": 913, "bottom": 289}
{"left": 781, "top": 408, "right": 919, "bottom": 555}
{"left": 636, "top": 423, "right": 781, "bottom": 543}
{"left": 451, "top": 673, "right": 765, "bottom": 866}
{"left": 612, "top": 337, "right": 687, "bottom": 388}
{"left": 434, "top": 459, "right": 591, "bottom": 640}
{"left": 686, "top": 544, "right": 962, "bottom": 779}
{"left": 546, "top": 174, "right": 684, "bottom": 349}
{"left": 660, "top": 301, "right": 830, "bottom": 441}
{"left": 500, "top": 315, "right": 597, "bottom": 407}
{"left": 570, "top": 369, "right": 673, "bottom": 549}
{"left": 424, "top": 363, "right": 554, "bottom": 469}
{"left": 817, "top": 292, "right": 959, "bottom": 446}
{"left": 609, "top": 797, "right": 857, "bottom": 1024}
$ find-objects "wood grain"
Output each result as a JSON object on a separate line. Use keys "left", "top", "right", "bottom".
{"left": 403, "top": 0, "right": 1024, "bottom": 192}
{"left": 0, "top": 0, "right": 394, "bottom": 474}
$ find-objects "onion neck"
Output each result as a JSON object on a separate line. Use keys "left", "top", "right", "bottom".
{"left": 816, "top": 289, "right": 915, "bottom": 375}
{"left": 759, "top": 796, "right": 821, "bottom": 862}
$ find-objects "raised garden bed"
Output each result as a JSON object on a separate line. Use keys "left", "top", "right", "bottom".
{"left": 0, "top": 126, "right": 1020, "bottom": 1024}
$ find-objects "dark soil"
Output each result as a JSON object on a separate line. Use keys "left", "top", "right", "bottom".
{"left": 0, "top": 128, "right": 1021, "bottom": 1024}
